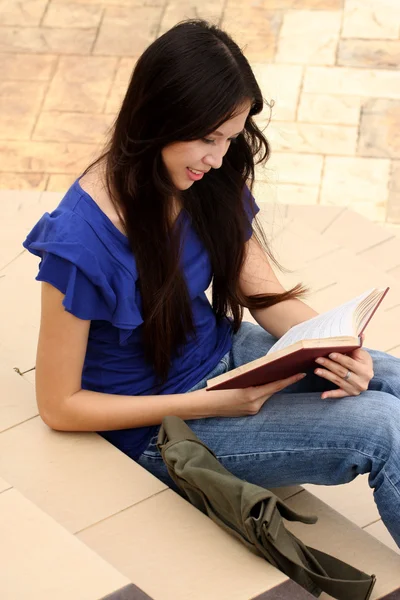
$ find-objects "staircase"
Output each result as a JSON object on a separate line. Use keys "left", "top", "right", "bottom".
{"left": 1, "top": 190, "right": 400, "bottom": 600}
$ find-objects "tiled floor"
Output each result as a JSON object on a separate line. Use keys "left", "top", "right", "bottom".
{"left": 0, "top": 0, "right": 399, "bottom": 224}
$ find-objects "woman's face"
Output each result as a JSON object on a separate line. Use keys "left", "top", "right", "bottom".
{"left": 161, "top": 101, "right": 251, "bottom": 191}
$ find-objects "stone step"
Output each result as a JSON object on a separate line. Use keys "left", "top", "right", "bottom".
{"left": 0, "top": 483, "right": 136, "bottom": 600}
{"left": 1, "top": 190, "right": 400, "bottom": 598}
{"left": 277, "top": 203, "right": 400, "bottom": 282}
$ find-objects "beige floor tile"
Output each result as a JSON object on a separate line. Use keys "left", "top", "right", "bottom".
{"left": 52, "top": 55, "right": 118, "bottom": 84}
{"left": 0, "top": 80, "right": 46, "bottom": 140}
{"left": 364, "top": 520, "right": 400, "bottom": 555}
{"left": 33, "top": 111, "right": 114, "bottom": 143}
{"left": 298, "top": 93, "right": 361, "bottom": 125}
{"left": 52, "top": 0, "right": 163, "bottom": 4}
{"left": 358, "top": 99, "right": 400, "bottom": 160}
{"left": 387, "top": 265, "right": 400, "bottom": 282}
{"left": 246, "top": 0, "right": 344, "bottom": 6}
{"left": 320, "top": 207, "right": 393, "bottom": 253}
{"left": 285, "top": 491, "right": 400, "bottom": 597}
{"left": 78, "top": 489, "right": 289, "bottom": 600}
{"left": 257, "top": 152, "right": 323, "bottom": 186}
{"left": 254, "top": 180, "right": 319, "bottom": 207}
{"left": 0, "top": 141, "right": 99, "bottom": 173}
{"left": 0, "top": 26, "right": 97, "bottom": 54}
{"left": 365, "top": 304, "right": 400, "bottom": 351}
{"left": 274, "top": 183, "right": 320, "bottom": 205}
{"left": 43, "top": 2, "right": 103, "bottom": 28}
{"left": 270, "top": 220, "right": 340, "bottom": 270}
{"left": 0, "top": 172, "right": 48, "bottom": 190}
{"left": 103, "top": 56, "right": 138, "bottom": 114}
{"left": 0, "top": 366, "right": 38, "bottom": 433}
{"left": 286, "top": 204, "right": 345, "bottom": 234}
{"left": 270, "top": 485, "right": 304, "bottom": 500}
{"left": 283, "top": 248, "right": 400, "bottom": 314}
{"left": 321, "top": 156, "right": 390, "bottom": 206}
{"left": 159, "top": 0, "right": 224, "bottom": 36}
{"left": 252, "top": 64, "right": 303, "bottom": 122}
{"left": 347, "top": 202, "right": 387, "bottom": 223}
{"left": 342, "top": 0, "right": 399, "bottom": 40}
{"left": 94, "top": 6, "right": 162, "bottom": 56}
{"left": 388, "top": 344, "right": 400, "bottom": 358}
{"left": 0, "top": 488, "right": 132, "bottom": 600}
{"left": 0, "top": 253, "right": 42, "bottom": 368}
{"left": 387, "top": 160, "right": 400, "bottom": 224}
{"left": 21, "top": 367, "right": 36, "bottom": 386}
{"left": 222, "top": 7, "right": 282, "bottom": 61}
{"left": 304, "top": 475, "right": 380, "bottom": 529}
{"left": 0, "top": 53, "right": 57, "bottom": 80}
{"left": 46, "top": 173, "right": 77, "bottom": 191}
{"left": 255, "top": 201, "right": 290, "bottom": 242}
{"left": 276, "top": 10, "right": 341, "bottom": 65}
{"left": 358, "top": 236, "right": 400, "bottom": 272}
{"left": 0, "top": 475, "right": 12, "bottom": 493}
{"left": 44, "top": 56, "right": 117, "bottom": 113}
{"left": 45, "top": 78, "right": 111, "bottom": 113}
{"left": 104, "top": 86, "right": 125, "bottom": 114}
{"left": 114, "top": 57, "right": 138, "bottom": 84}
{"left": 0, "top": 189, "right": 57, "bottom": 267}
{"left": 0, "top": 416, "right": 166, "bottom": 533}
{"left": 338, "top": 39, "right": 400, "bottom": 70}
{"left": 304, "top": 66, "right": 400, "bottom": 99}
{"left": 267, "top": 121, "right": 357, "bottom": 155}
{"left": 0, "top": 0, "right": 48, "bottom": 26}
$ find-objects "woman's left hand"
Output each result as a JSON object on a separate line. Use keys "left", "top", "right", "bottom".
{"left": 314, "top": 334, "right": 374, "bottom": 399}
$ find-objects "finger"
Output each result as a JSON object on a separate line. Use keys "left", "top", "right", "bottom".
{"left": 315, "top": 356, "right": 350, "bottom": 379}
{"left": 318, "top": 353, "right": 366, "bottom": 377}
{"left": 273, "top": 372, "right": 307, "bottom": 390}
{"left": 321, "top": 389, "right": 349, "bottom": 400}
{"left": 314, "top": 367, "right": 358, "bottom": 395}
{"left": 255, "top": 372, "right": 306, "bottom": 393}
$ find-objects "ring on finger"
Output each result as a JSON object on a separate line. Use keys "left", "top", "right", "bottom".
{"left": 343, "top": 369, "right": 352, "bottom": 382}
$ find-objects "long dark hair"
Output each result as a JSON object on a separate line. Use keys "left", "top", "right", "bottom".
{"left": 87, "top": 19, "right": 305, "bottom": 382}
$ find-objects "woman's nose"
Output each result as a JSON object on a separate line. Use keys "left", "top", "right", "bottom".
{"left": 204, "top": 147, "right": 225, "bottom": 170}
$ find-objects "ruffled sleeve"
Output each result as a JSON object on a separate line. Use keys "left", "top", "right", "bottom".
{"left": 23, "top": 210, "right": 143, "bottom": 344}
{"left": 242, "top": 185, "right": 260, "bottom": 240}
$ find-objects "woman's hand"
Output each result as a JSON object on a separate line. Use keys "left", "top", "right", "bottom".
{"left": 193, "top": 372, "right": 306, "bottom": 418}
{"left": 314, "top": 334, "right": 374, "bottom": 399}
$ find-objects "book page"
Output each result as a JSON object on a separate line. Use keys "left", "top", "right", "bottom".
{"left": 266, "top": 289, "right": 375, "bottom": 356}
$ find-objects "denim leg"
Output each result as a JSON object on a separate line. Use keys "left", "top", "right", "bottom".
{"left": 138, "top": 322, "right": 400, "bottom": 547}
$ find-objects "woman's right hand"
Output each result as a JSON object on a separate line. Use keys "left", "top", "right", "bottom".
{"left": 192, "top": 372, "right": 306, "bottom": 418}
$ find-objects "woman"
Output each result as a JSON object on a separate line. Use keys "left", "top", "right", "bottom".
{"left": 24, "top": 20, "right": 400, "bottom": 547}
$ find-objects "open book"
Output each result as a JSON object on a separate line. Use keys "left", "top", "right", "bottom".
{"left": 207, "top": 287, "right": 389, "bottom": 391}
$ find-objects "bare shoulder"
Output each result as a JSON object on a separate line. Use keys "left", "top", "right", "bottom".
{"left": 79, "top": 163, "right": 126, "bottom": 235}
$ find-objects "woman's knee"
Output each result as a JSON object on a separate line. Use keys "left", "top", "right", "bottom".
{"left": 366, "top": 349, "right": 400, "bottom": 396}
{"left": 231, "top": 321, "right": 278, "bottom": 367}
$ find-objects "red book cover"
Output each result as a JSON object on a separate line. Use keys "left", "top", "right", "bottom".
{"left": 207, "top": 343, "right": 360, "bottom": 391}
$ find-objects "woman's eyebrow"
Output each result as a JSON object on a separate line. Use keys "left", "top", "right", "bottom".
{"left": 213, "top": 129, "right": 243, "bottom": 137}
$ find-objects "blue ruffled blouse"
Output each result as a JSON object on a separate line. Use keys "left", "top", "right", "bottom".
{"left": 23, "top": 179, "right": 259, "bottom": 459}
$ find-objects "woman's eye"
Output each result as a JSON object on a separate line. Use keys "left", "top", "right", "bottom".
{"left": 202, "top": 138, "right": 215, "bottom": 144}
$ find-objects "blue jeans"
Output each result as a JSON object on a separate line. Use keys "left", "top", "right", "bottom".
{"left": 138, "top": 322, "right": 400, "bottom": 548}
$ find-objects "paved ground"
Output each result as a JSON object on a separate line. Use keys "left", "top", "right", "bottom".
{"left": 0, "top": 0, "right": 399, "bottom": 224}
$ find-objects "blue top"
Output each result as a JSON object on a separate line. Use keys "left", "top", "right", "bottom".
{"left": 23, "top": 179, "right": 259, "bottom": 459}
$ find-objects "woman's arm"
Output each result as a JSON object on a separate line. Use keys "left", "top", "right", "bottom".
{"left": 37, "top": 282, "right": 303, "bottom": 430}
{"left": 37, "top": 283, "right": 214, "bottom": 431}
{"left": 238, "top": 236, "right": 318, "bottom": 338}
